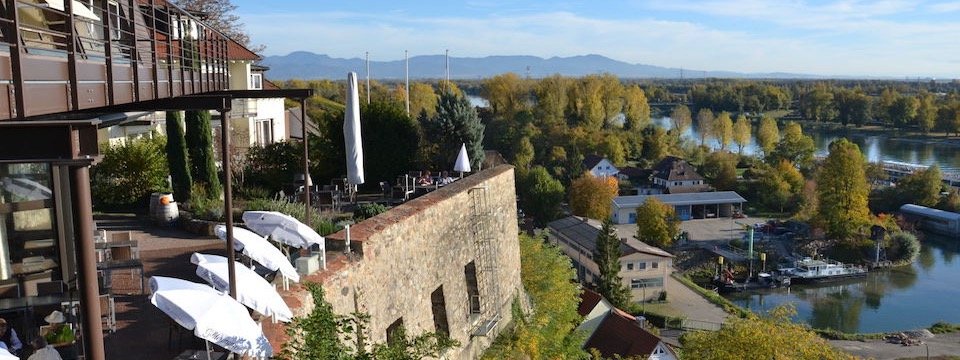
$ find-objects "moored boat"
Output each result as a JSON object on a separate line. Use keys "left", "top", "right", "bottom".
{"left": 779, "top": 257, "right": 867, "bottom": 284}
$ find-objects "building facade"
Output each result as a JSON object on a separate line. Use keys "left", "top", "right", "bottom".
{"left": 612, "top": 191, "right": 747, "bottom": 224}
{"left": 583, "top": 155, "right": 619, "bottom": 178}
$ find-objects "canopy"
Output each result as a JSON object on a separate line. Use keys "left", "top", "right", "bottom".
{"left": 214, "top": 225, "right": 299, "bottom": 283}
{"left": 454, "top": 143, "right": 471, "bottom": 172}
{"left": 42, "top": 0, "right": 102, "bottom": 21}
{"left": 149, "top": 276, "right": 272, "bottom": 358}
{"left": 344, "top": 72, "right": 365, "bottom": 185}
{"left": 241, "top": 211, "right": 325, "bottom": 250}
{"left": 191, "top": 253, "right": 293, "bottom": 322}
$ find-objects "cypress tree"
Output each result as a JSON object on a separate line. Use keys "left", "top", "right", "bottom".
{"left": 184, "top": 110, "right": 221, "bottom": 198}
{"left": 595, "top": 218, "right": 630, "bottom": 308}
{"left": 165, "top": 111, "right": 192, "bottom": 202}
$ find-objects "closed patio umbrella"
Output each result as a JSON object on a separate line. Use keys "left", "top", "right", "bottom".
{"left": 191, "top": 253, "right": 293, "bottom": 322}
{"left": 454, "top": 143, "right": 471, "bottom": 177}
{"left": 344, "top": 72, "right": 365, "bottom": 202}
{"left": 149, "top": 276, "right": 272, "bottom": 358}
{"left": 214, "top": 225, "right": 299, "bottom": 283}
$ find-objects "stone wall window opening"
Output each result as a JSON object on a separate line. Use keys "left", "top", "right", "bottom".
{"left": 464, "top": 261, "right": 480, "bottom": 316}
{"left": 431, "top": 286, "right": 450, "bottom": 336}
{"left": 386, "top": 317, "right": 404, "bottom": 346}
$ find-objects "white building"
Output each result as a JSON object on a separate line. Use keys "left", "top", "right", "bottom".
{"left": 612, "top": 191, "right": 747, "bottom": 224}
{"left": 583, "top": 154, "right": 619, "bottom": 178}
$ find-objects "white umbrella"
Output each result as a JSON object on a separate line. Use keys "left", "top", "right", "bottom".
{"left": 191, "top": 253, "right": 293, "bottom": 322}
{"left": 0, "top": 348, "right": 17, "bottom": 360}
{"left": 149, "top": 276, "right": 272, "bottom": 358}
{"left": 345, "top": 72, "right": 365, "bottom": 186}
{"left": 241, "top": 211, "right": 325, "bottom": 250}
{"left": 454, "top": 143, "right": 471, "bottom": 176}
{"left": 214, "top": 225, "right": 300, "bottom": 283}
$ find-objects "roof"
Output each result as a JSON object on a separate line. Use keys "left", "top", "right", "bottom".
{"left": 263, "top": 79, "right": 281, "bottom": 90}
{"left": 652, "top": 156, "right": 704, "bottom": 182}
{"left": 286, "top": 107, "right": 319, "bottom": 139}
{"left": 227, "top": 38, "right": 261, "bottom": 61}
{"left": 547, "top": 216, "right": 673, "bottom": 258}
{"left": 614, "top": 191, "right": 746, "bottom": 209}
{"left": 583, "top": 154, "right": 606, "bottom": 170}
{"left": 584, "top": 307, "right": 667, "bottom": 358}
{"left": 578, "top": 289, "right": 604, "bottom": 317}
{"left": 900, "top": 204, "right": 960, "bottom": 221}
{"left": 666, "top": 184, "right": 713, "bottom": 194}
{"left": 618, "top": 166, "right": 650, "bottom": 179}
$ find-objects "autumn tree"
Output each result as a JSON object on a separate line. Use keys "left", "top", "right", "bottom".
{"left": 681, "top": 305, "right": 855, "bottom": 360}
{"left": 568, "top": 75, "right": 605, "bottom": 130}
{"left": 409, "top": 82, "right": 438, "bottom": 119}
{"left": 701, "top": 152, "right": 738, "bottom": 191}
{"left": 533, "top": 75, "right": 570, "bottom": 127}
{"left": 768, "top": 122, "right": 815, "bottom": 170}
{"left": 569, "top": 173, "right": 619, "bottom": 220}
{"left": 599, "top": 74, "right": 624, "bottom": 128}
{"left": 756, "top": 116, "right": 780, "bottom": 156}
{"left": 483, "top": 72, "right": 529, "bottom": 120}
{"left": 916, "top": 91, "right": 937, "bottom": 134}
{"left": 889, "top": 95, "right": 919, "bottom": 129}
{"left": 696, "top": 108, "right": 715, "bottom": 146}
{"left": 670, "top": 104, "right": 692, "bottom": 135}
{"left": 640, "top": 126, "right": 670, "bottom": 165}
{"left": 732, "top": 114, "right": 751, "bottom": 154}
{"left": 595, "top": 219, "right": 631, "bottom": 308}
{"left": 817, "top": 138, "right": 871, "bottom": 240}
{"left": 623, "top": 85, "right": 651, "bottom": 130}
{"left": 634, "top": 198, "right": 680, "bottom": 248}
{"left": 519, "top": 166, "right": 565, "bottom": 227}
{"left": 897, "top": 165, "right": 943, "bottom": 207}
{"left": 713, "top": 111, "right": 734, "bottom": 151}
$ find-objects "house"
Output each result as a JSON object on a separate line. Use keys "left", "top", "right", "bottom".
{"left": 612, "top": 191, "right": 747, "bottom": 223}
{"left": 583, "top": 154, "right": 619, "bottom": 178}
{"left": 651, "top": 156, "right": 711, "bottom": 194}
{"left": 285, "top": 106, "right": 320, "bottom": 140}
{"left": 577, "top": 289, "right": 678, "bottom": 360}
{"left": 547, "top": 216, "right": 673, "bottom": 302}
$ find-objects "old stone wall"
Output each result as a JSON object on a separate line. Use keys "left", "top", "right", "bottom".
{"left": 317, "top": 165, "right": 523, "bottom": 359}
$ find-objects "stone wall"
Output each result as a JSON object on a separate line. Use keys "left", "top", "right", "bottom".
{"left": 277, "top": 165, "right": 523, "bottom": 359}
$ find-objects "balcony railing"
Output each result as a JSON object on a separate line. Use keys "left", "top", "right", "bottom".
{"left": 0, "top": 0, "right": 233, "bottom": 120}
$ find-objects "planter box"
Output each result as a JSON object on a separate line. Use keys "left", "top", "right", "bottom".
{"left": 179, "top": 211, "right": 219, "bottom": 237}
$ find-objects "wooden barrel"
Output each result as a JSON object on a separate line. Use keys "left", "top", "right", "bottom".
{"left": 150, "top": 193, "right": 179, "bottom": 226}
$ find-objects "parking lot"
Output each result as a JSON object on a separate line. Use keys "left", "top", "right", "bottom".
{"left": 614, "top": 217, "right": 772, "bottom": 245}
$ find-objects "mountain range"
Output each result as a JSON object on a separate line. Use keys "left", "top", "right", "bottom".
{"left": 260, "top": 52, "right": 819, "bottom": 80}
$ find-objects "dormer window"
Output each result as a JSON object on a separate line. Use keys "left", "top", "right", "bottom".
{"left": 249, "top": 73, "right": 262, "bottom": 90}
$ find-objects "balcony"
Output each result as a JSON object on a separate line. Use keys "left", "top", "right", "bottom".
{"left": 0, "top": 0, "right": 232, "bottom": 121}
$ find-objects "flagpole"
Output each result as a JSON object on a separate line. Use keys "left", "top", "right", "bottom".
{"left": 365, "top": 51, "right": 370, "bottom": 104}
{"left": 405, "top": 50, "right": 410, "bottom": 115}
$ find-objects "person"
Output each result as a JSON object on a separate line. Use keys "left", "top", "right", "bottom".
{"left": 27, "top": 337, "right": 62, "bottom": 360}
{"left": 41, "top": 311, "right": 74, "bottom": 347}
{"left": 0, "top": 318, "right": 22, "bottom": 355}
{"left": 438, "top": 171, "right": 455, "bottom": 186}
{"left": 417, "top": 170, "right": 434, "bottom": 186}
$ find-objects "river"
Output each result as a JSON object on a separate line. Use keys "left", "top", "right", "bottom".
{"left": 653, "top": 117, "right": 960, "bottom": 173}
{"left": 724, "top": 234, "right": 960, "bottom": 333}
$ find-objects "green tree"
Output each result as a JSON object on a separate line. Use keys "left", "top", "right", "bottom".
{"left": 817, "top": 139, "right": 871, "bottom": 240}
{"left": 897, "top": 165, "right": 943, "bottom": 207}
{"left": 670, "top": 104, "right": 692, "bottom": 135}
{"left": 165, "top": 111, "right": 192, "bottom": 202}
{"left": 519, "top": 166, "right": 565, "bottom": 227}
{"left": 916, "top": 91, "right": 937, "bottom": 134}
{"left": 696, "top": 109, "right": 715, "bottom": 146}
{"left": 681, "top": 305, "right": 855, "bottom": 360}
{"left": 756, "top": 116, "right": 780, "bottom": 156}
{"left": 483, "top": 72, "right": 529, "bottom": 120}
{"left": 886, "top": 232, "right": 920, "bottom": 264}
{"left": 514, "top": 136, "right": 535, "bottom": 171}
{"left": 533, "top": 75, "right": 570, "bottom": 127}
{"left": 568, "top": 75, "right": 605, "bottom": 130}
{"left": 889, "top": 95, "right": 919, "bottom": 129}
{"left": 701, "top": 152, "right": 738, "bottom": 191}
{"left": 623, "top": 85, "right": 651, "bottom": 130}
{"left": 569, "top": 173, "right": 619, "bottom": 220}
{"left": 483, "top": 234, "right": 587, "bottom": 359}
{"left": 91, "top": 136, "right": 169, "bottom": 208}
{"left": 595, "top": 219, "right": 630, "bottom": 308}
{"left": 360, "top": 101, "right": 420, "bottom": 188}
{"left": 184, "top": 110, "right": 221, "bottom": 198}
{"left": 425, "top": 91, "right": 485, "bottom": 169}
{"left": 769, "top": 122, "right": 815, "bottom": 170}
{"left": 599, "top": 74, "right": 625, "bottom": 129}
{"left": 640, "top": 126, "right": 670, "bottom": 164}
{"left": 713, "top": 111, "right": 734, "bottom": 151}
{"left": 634, "top": 198, "right": 680, "bottom": 248}
{"left": 732, "top": 114, "right": 751, "bottom": 155}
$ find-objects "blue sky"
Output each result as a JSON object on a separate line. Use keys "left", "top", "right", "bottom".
{"left": 233, "top": 0, "right": 960, "bottom": 77}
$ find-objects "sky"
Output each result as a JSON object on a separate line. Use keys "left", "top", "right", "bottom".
{"left": 232, "top": 0, "right": 960, "bottom": 78}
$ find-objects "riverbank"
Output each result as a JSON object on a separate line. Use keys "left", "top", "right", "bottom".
{"left": 792, "top": 120, "right": 960, "bottom": 148}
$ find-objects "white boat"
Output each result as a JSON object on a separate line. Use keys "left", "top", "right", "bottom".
{"left": 779, "top": 257, "right": 867, "bottom": 284}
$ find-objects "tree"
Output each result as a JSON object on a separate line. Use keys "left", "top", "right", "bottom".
{"left": 595, "top": 219, "right": 631, "bottom": 308}
{"left": 568, "top": 75, "right": 606, "bottom": 130}
{"left": 713, "top": 111, "right": 734, "bottom": 151}
{"left": 482, "top": 72, "right": 529, "bottom": 120}
{"left": 696, "top": 109, "right": 715, "bottom": 146}
{"left": 670, "top": 104, "right": 692, "bottom": 135}
{"left": 897, "top": 165, "right": 943, "bottom": 207}
{"left": 769, "top": 122, "right": 815, "bottom": 170}
{"left": 889, "top": 95, "right": 919, "bottom": 129}
{"left": 623, "top": 85, "right": 651, "bottom": 130}
{"left": 886, "top": 232, "right": 920, "bottom": 264}
{"left": 482, "top": 234, "right": 587, "bottom": 359}
{"left": 634, "top": 198, "right": 680, "bottom": 248}
{"left": 756, "top": 116, "right": 779, "bottom": 156}
{"left": 513, "top": 136, "right": 535, "bottom": 171}
{"left": 172, "top": 0, "right": 261, "bottom": 51}
{"left": 640, "top": 126, "right": 669, "bottom": 164}
{"left": 184, "top": 110, "right": 221, "bottom": 198}
{"left": 732, "top": 114, "right": 751, "bottom": 154}
{"left": 424, "top": 91, "right": 485, "bottom": 169}
{"left": 599, "top": 74, "right": 624, "bottom": 129}
{"left": 916, "top": 91, "right": 937, "bottom": 134}
{"left": 165, "top": 111, "right": 192, "bottom": 202}
{"left": 91, "top": 136, "right": 169, "bottom": 208}
{"left": 360, "top": 101, "right": 420, "bottom": 188}
{"left": 519, "top": 166, "right": 565, "bottom": 227}
{"left": 701, "top": 152, "right": 738, "bottom": 191}
{"left": 533, "top": 75, "right": 570, "bottom": 127}
{"left": 408, "top": 82, "right": 438, "bottom": 119}
{"left": 817, "top": 139, "right": 871, "bottom": 240}
{"left": 835, "top": 88, "right": 870, "bottom": 127}
{"left": 569, "top": 173, "right": 619, "bottom": 220}
{"left": 681, "top": 305, "right": 855, "bottom": 360}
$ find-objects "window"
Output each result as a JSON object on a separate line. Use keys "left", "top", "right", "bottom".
{"left": 638, "top": 262, "right": 646, "bottom": 270}
{"left": 431, "top": 286, "right": 450, "bottom": 336}
{"left": 626, "top": 262, "right": 634, "bottom": 271}
{"left": 249, "top": 73, "right": 263, "bottom": 90}
{"left": 107, "top": 0, "right": 121, "bottom": 39}
{"left": 630, "top": 277, "right": 664, "bottom": 289}
{"left": 652, "top": 261, "right": 659, "bottom": 269}
{"left": 465, "top": 261, "right": 480, "bottom": 316}
{"left": 386, "top": 318, "right": 404, "bottom": 345}
{"left": 255, "top": 119, "right": 274, "bottom": 146}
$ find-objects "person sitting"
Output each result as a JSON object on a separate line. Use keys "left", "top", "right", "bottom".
{"left": 438, "top": 171, "right": 455, "bottom": 186}
{"left": 27, "top": 337, "right": 62, "bottom": 360}
{"left": 40, "top": 311, "right": 74, "bottom": 347}
{"left": 417, "top": 170, "right": 434, "bottom": 186}
{"left": 0, "top": 318, "right": 22, "bottom": 355}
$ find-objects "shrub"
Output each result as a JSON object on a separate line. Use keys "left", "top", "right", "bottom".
{"left": 91, "top": 136, "right": 168, "bottom": 209}
{"left": 245, "top": 198, "right": 340, "bottom": 236}
{"left": 929, "top": 321, "right": 960, "bottom": 334}
{"left": 353, "top": 203, "right": 388, "bottom": 221}
{"left": 188, "top": 184, "right": 223, "bottom": 221}
{"left": 235, "top": 185, "right": 272, "bottom": 201}
{"left": 887, "top": 231, "right": 920, "bottom": 264}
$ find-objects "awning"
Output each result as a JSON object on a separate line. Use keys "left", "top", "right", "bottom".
{"left": 42, "top": 0, "right": 102, "bottom": 21}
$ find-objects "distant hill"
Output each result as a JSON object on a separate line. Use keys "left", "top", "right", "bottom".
{"left": 261, "top": 52, "right": 819, "bottom": 80}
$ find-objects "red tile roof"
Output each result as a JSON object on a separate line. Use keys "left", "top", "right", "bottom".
{"left": 578, "top": 288, "right": 603, "bottom": 317}
{"left": 227, "top": 38, "right": 260, "bottom": 61}
{"left": 584, "top": 307, "right": 666, "bottom": 358}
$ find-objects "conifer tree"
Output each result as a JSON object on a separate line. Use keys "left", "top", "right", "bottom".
{"left": 426, "top": 91, "right": 485, "bottom": 169}
{"left": 595, "top": 218, "right": 630, "bottom": 308}
{"left": 165, "top": 111, "right": 192, "bottom": 202}
{"left": 184, "top": 110, "right": 221, "bottom": 198}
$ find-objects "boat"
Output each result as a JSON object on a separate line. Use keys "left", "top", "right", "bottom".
{"left": 778, "top": 257, "right": 867, "bottom": 284}
{"left": 714, "top": 270, "right": 790, "bottom": 293}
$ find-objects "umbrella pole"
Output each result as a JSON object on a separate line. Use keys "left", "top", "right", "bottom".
{"left": 205, "top": 340, "right": 212, "bottom": 360}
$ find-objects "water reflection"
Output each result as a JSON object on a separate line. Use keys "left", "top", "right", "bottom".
{"left": 726, "top": 234, "right": 960, "bottom": 333}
